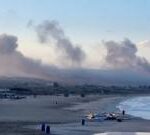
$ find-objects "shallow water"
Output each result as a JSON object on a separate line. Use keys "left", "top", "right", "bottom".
{"left": 117, "top": 96, "right": 150, "bottom": 120}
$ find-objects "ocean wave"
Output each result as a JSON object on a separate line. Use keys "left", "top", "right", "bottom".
{"left": 117, "top": 96, "right": 150, "bottom": 120}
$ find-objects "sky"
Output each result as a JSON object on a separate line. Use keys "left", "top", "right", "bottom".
{"left": 0, "top": 0, "right": 150, "bottom": 84}
{"left": 0, "top": 0, "right": 150, "bottom": 42}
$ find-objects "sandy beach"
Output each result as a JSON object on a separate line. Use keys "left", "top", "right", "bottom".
{"left": 1, "top": 95, "right": 150, "bottom": 135}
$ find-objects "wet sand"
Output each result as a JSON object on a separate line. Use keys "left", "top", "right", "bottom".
{"left": 0, "top": 95, "right": 150, "bottom": 135}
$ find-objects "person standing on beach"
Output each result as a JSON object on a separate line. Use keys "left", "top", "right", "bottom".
{"left": 122, "top": 110, "right": 125, "bottom": 115}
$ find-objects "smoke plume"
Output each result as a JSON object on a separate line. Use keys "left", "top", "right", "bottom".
{"left": 104, "top": 39, "right": 150, "bottom": 72}
{"left": 35, "top": 20, "right": 85, "bottom": 64}
{"left": 0, "top": 34, "right": 60, "bottom": 79}
{"left": 0, "top": 33, "right": 150, "bottom": 85}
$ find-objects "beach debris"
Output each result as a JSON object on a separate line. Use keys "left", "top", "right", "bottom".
{"left": 105, "top": 112, "right": 119, "bottom": 120}
{"left": 85, "top": 112, "right": 106, "bottom": 121}
{"left": 86, "top": 112, "right": 95, "bottom": 120}
{"left": 85, "top": 111, "right": 127, "bottom": 122}
{"left": 117, "top": 118, "right": 122, "bottom": 122}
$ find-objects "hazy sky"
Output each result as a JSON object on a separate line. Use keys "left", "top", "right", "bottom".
{"left": 0, "top": 0, "right": 150, "bottom": 84}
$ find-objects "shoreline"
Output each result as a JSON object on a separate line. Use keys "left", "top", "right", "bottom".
{"left": 48, "top": 94, "right": 150, "bottom": 135}
{"left": 0, "top": 94, "right": 150, "bottom": 135}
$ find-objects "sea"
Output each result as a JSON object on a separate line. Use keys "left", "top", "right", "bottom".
{"left": 117, "top": 96, "right": 150, "bottom": 120}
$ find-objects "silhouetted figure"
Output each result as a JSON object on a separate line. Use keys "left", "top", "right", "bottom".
{"left": 46, "top": 125, "right": 51, "bottom": 134}
{"left": 41, "top": 123, "right": 45, "bottom": 132}
{"left": 81, "top": 119, "right": 85, "bottom": 126}
{"left": 122, "top": 110, "right": 125, "bottom": 115}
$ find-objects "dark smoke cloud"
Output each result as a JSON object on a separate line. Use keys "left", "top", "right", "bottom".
{"left": 35, "top": 20, "right": 85, "bottom": 64}
{"left": 0, "top": 34, "right": 18, "bottom": 54}
{"left": 0, "top": 34, "right": 60, "bottom": 79}
{"left": 1, "top": 33, "right": 150, "bottom": 85}
{"left": 104, "top": 39, "right": 150, "bottom": 72}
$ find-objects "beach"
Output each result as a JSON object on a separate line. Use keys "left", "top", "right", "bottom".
{"left": 1, "top": 95, "right": 150, "bottom": 135}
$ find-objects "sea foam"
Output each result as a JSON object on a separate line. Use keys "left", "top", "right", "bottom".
{"left": 117, "top": 96, "right": 150, "bottom": 120}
